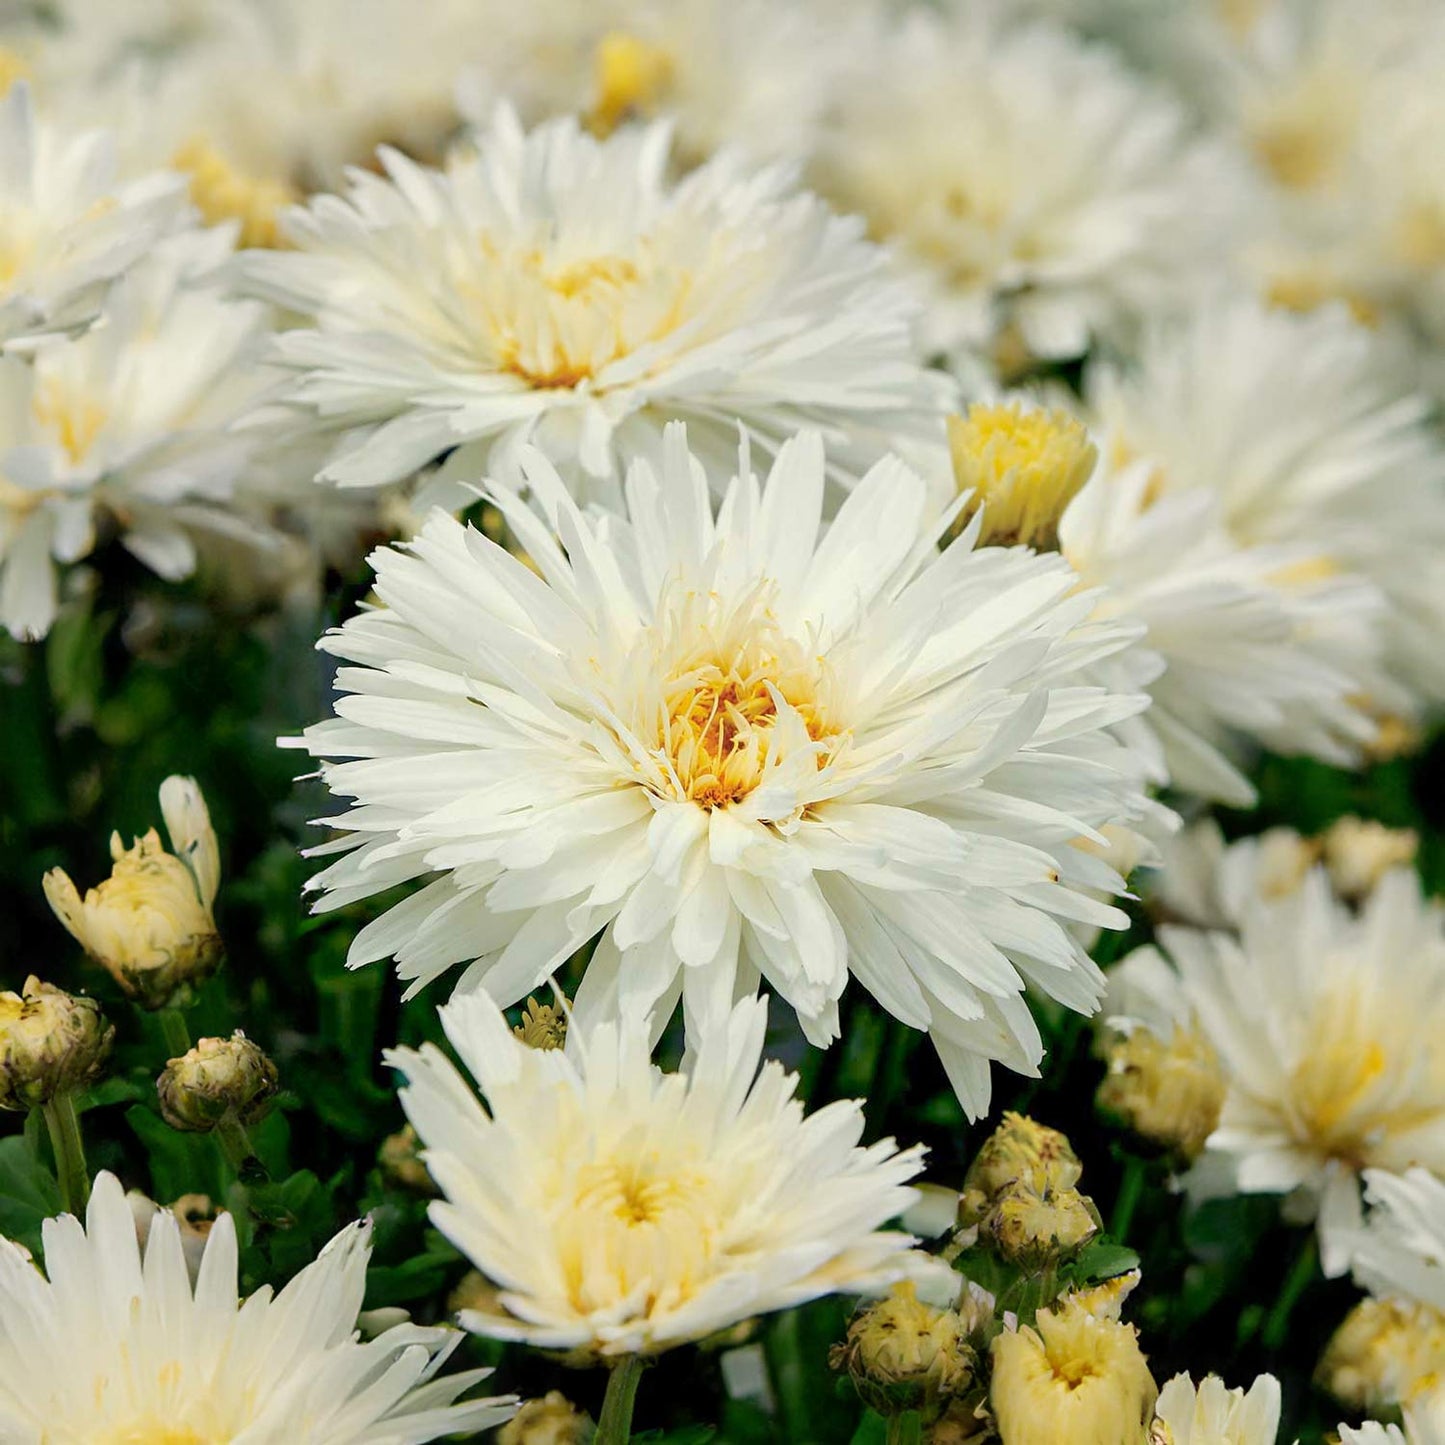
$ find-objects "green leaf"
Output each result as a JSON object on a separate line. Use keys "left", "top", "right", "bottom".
{"left": 0, "top": 1134, "right": 63, "bottom": 1257}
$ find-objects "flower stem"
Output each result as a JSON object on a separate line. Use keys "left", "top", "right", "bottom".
{"left": 159, "top": 1008, "right": 191, "bottom": 1061}
{"left": 1110, "top": 1154, "right": 1146, "bottom": 1243}
{"left": 595, "top": 1355, "right": 646, "bottom": 1445}
{"left": 887, "top": 1412, "right": 923, "bottom": 1445}
{"left": 42, "top": 1094, "right": 90, "bottom": 1216}
{"left": 213, "top": 1112, "right": 257, "bottom": 1176}
{"left": 1263, "top": 1234, "right": 1318, "bottom": 1350}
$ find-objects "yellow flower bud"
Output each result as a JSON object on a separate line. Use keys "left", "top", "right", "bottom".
{"left": 1318, "top": 817, "right": 1418, "bottom": 904}
{"left": 0, "top": 976, "right": 113, "bottom": 1110}
{"left": 43, "top": 775, "right": 223, "bottom": 1011}
{"left": 947, "top": 401, "right": 1097, "bottom": 551}
{"left": 379, "top": 1123, "right": 437, "bottom": 1194}
{"left": 1069, "top": 1269, "right": 1143, "bottom": 1323}
{"left": 1319, "top": 1297, "right": 1445, "bottom": 1413}
{"left": 157, "top": 1031, "right": 277, "bottom": 1133}
{"left": 959, "top": 1112, "right": 1083, "bottom": 1226}
{"left": 832, "top": 1282, "right": 976, "bottom": 1420}
{"left": 1098, "top": 1022, "right": 1226, "bottom": 1161}
{"left": 499, "top": 1391, "right": 594, "bottom": 1445}
{"left": 513, "top": 996, "right": 568, "bottom": 1051}
{"left": 990, "top": 1297, "right": 1157, "bottom": 1445}
{"left": 985, "top": 1183, "right": 1100, "bottom": 1268}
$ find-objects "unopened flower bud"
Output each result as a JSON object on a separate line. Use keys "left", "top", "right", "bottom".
{"left": 959, "top": 1113, "right": 1083, "bottom": 1226}
{"left": 0, "top": 976, "right": 113, "bottom": 1110}
{"left": 513, "top": 997, "right": 567, "bottom": 1050}
{"left": 985, "top": 1183, "right": 1100, "bottom": 1268}
{"left": 948, "top": 401, "right": 1097, "bottom": 551}
{"left": 157, "top": 1031, "right": 277, "bottom": 1133}
{"left": 1318, "top": 1297, "right": 1445, "bottom": 1413}
{"left": 1319, "top": 817, "right": 1418, "bottom": 904}
{"left": 499, "top": 1391, "right": 594, "bottom": 1445}
{"left": 379, "top": 1123, "right": 436, "bottom": 1194}
{"left": 831, "top": 1282, "right": 976, "bottom": 1420}
{"left": 131, "top": 1190, "right": 219, "bottom": 1283}
{"left": 43, "top": 775, "right": 223, "bottom": 1010}
{"left": 1098, "top": 1022, "right": 1226, "bottom": 1161}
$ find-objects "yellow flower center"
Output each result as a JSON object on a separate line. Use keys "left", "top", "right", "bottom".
{"left": 172, "top": 136, "right": 298, "bottom": 250}
{"left": 948, "top": 402, "right": 1097, "bottom": 550}
{"left": 1266, "top": 267, "right": 1382, "bottom": 328}
{"left": 1247, "top": 70, "right": 1360, "bottom": 193}
{"left": 1396, "top": 198, "right": 1445, "bottom": 271}
{"left": 96, "top": 1429, "right": 208, "bottom": 1445}
{"left": 591, "top": 31, "right": 675, "bottom": 136}
{"left": 33, "top": 377, "right": 107, "bottom": 465}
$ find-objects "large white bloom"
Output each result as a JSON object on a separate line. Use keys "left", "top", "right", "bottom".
{"left": 1152, "top": 1372, "right": 1284, "bottom": 1445}
{"left": 1087, "top": 297, "right": 1445, "bottom": 720}
{"left": 810, "top": 4, "right": 1253, "bottom": 366}
{"left": 294, "top": 425, "right": 1154, "bottom": 1116}
{"left": 390, "top": 989, "right": 936, "bottom": 1358}
{"left": 0, "top": 225, "right": 274, "bottom": 640}
{"left": 0, "top": 1170, "right": 515, "bottom": 1443}
{"left": 0, "top": 82, "right": 185, "bottom": 348}
{"left": 240, "top": 106, "right": 950, "bottom": 509}
{"left": 1105, "top": 862, "right": 1445, "bottom": 1274}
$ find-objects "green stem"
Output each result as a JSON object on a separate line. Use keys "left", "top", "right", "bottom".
{"left": 42, "top": 1094, "right": 90, "bottom": 1216}
{"left": 595, "top": 1355, "right": 646, "bottom": 1445}
{"left": 213, "top": 1113, "right": 257, "bottom": 1176}
{"left": 159, "top": 1008, "right": 191, "bottom": 1061}
{"left": 886, "top": 1412, "right": 924, "bottom": 1445}
{"left": 1110, "top": 1154, "right": 1146, "bottom": 1243}
{"left": 1263, "top": 1234, "right": 1318, "bottom": 1350}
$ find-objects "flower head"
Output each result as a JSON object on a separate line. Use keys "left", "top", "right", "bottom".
{"left": 44, "top": 774, "right": 222, "bottom": 1009}
{"left": 389, "top": 990, "right": 936, "bottom": 1359}
{"left": 0, "top": 1170, "right": 515, "bottom": 1441}
{"left": 1320, "top": 1295, "right": 1445, "bottom": 1416}
{"left": 0, "top": 976, "right": 112, "bottom": 1111}
{"left": 1150, "top": 1372, "right": 1283, "bottom": 1445}
{"left": 157, "top": 1030, "right": 278, "bottom": 1133}
{"left": 296, "top": 426, "right": 1153, "bottom": 1115}
{"left": 499, "top": 1391, "right": 593, "bottom": 1445}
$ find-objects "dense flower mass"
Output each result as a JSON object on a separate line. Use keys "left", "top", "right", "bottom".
{"left": 297, "top": 424, "right": 1153, "bottom": 1115}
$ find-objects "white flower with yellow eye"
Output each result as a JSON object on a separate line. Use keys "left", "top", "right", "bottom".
{"left": 0, "top": 1171, "right": 516, "bottom": 1442}
{"left": 240, "top": 105, "right": 951, "bottom": 510}
{"left": 1151, "top": 1372, "right": 1284, "bottom": 1445}
{"left": 390, "top": 989, "right": 938, "bottom": 1358}
{"left": 294, "top": 424, "right": 1154, "bottom": 1117}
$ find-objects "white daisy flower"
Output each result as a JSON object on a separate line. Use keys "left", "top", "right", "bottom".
{"left": 1347, "top": 1168, "right": 1445, "bottom": 1320}
{"left": 1087, "top": 297, "right": 1445, "bottom": 723}
{"left": 1105, "top": 863, "right": 1445, "bottom": 1274}
{"left": 1342, "top": 1408, "right": 1445, "bottom": 1445}
{"left": 389, "top": 988, "right": 938, "bottom": 1358}
{"left": 0, "top": 1170, "right": 516, "bottom": 1442}
{"left": 0, "top": 82, "right": 186, "bottom": 349}
{"left": 810, "top": 5, "right": 1253, "bottom": 367}
{"left": 240, "top": 106, "right": 951, "bottom": 509}
{"left": 1152, "top": 1371, "right": 1284, "bottom": 1445}
{"left": 0, "top": 225, "right": 274, "bottom": 640}
{"left": 293, "top": 424, "right": 1154, "bottom": 1116}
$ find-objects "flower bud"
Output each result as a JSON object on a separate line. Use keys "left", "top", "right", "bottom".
{"left": 985, "top": 1183, "right": 1100, "bottom": 1268}
{"left": 0, "top": 976, "right": 113, "bottom": 1110}
{"left": 379, "top": 1124, "right": 436, "bottom": 1194}
{"left": 1318, "top": 1297, "right": 1445, "bottom": 1413}
{"left": 831, "top": 1282, "right": 976, "bottom": 1420}
{"left": 513, "top": 997, "right": 567, "bottom": 1051}
{"left": 1098, "top": 1022, "right": 1226, "bottom": 1161}
{"left": 499, "top": 1391, "right": 594, "bottom": 1445}
{"left": 43, "top": 775, "right": 223, "bottom": 1011}
{"left": 948, "top": 401, "right": 1097, "bottom": 551}
{"left": 130, "top": 1190, "right": 219, "bottom": 1284}
{"left": 959, "top": 1113, "right": 1083, "bottom": 1226}
{"left": 1319, "top": 817, "right": 1418, "bottom": 904}
{"left": 157, "top": 1031, "right": 277, "bottom": 1133}
{"left": 990, "top": 1297, "right": 1157, "bottom": 1445}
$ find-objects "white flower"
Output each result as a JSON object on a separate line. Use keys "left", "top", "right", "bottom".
{"left": 240, "top": 106, "right": 950, "bottom": 508}
{"left": 0, "top": 82, "right": 185, "bottom": 348}
{"left": 0, "top": 1170, "right": 516, "bottom": 1443}
{"left": 390, "top": 989, "right": 937, "bottom": 1357}
{"left": 0, "top": 224, "right": 273, "bottom": 639}
{"left": 294, "top": 424, "right": 1154, "bottom": 1116}
{"left": 1106, "top": 864, "right": 1445, "bottom": 1274}
{"left": 1342, "top": 1407, "right": 1445, "bottom": 1445}
{"left": 1347, "top": 1169, "right": 1445, "bottom": 1319}
{"left": 1087, "top": 297, "right": 1445, "bottom": 723}
{"left": 1152, "top": 1372, "right": 1284, "bottom": 1445}
{"left": 810, "top": 4, "right": 1253, "bottom": 366}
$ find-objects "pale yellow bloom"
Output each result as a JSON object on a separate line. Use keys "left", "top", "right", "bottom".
{"left": 991, "top": 1296, "right": 1157, "bottom": 1445}
{"left": 1319, "top": 817, "right": 1418, "bottom": 904}
{"left": 0, "top": 976, "right": 112, "bottom": 1111}
{"left": 1320, "top": 1296, "right": 1445, "bottom": 1414}
{"left": 43, "top": 775, "right": 222, "bottom": 1010}
{"left": 985, "top": 1183, "right": 1100, "bottom": 1268}
{"left": 1099, "top": 1021, "right": 1227, "bottom": 1161}
{"left": 958, "top": 1112, "right": 1084, "bottom": 1226}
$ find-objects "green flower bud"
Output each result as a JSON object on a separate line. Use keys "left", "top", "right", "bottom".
{"left": 0, "top": 976, "right": 113, "bottom": 1110}
{"left": 984, "top": 1183, "right": 1101, "bottom": 1269}
{"left": 157, "top": 1031, "right": 277, "bottom": 1133}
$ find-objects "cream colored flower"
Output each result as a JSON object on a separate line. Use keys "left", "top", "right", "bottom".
{"left": 1151, "top": 1371, "right": 1283, "bottom": 1445}
{"left": 44, "top": 774, "right": 222, "bottom": 1009}
{"left": 0, "top": 976, "right": 112, "bottom": 1111}
{"left": 1319, "top": 818, "right": 1419, "bottom": 904}
{"left": 1320, "top": 1296, "right": 1445, "bottom": 1415}
{"left": 990, "top": 1296, "right": 1157, "bottom": 1445}
{"left": 499, "top": 1391, "right": 593, "bottom": 1445}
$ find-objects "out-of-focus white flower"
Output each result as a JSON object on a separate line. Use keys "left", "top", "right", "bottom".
{"left": 0, "top": 1170, "right": 516, "bottom": 1441}
{"left": 1108, "top": 866, "right": 1445, "bottom": 1275}
{"left": 295, "top": 424, "right": 1155, "bottom": 1116}
{"left": 1341, "top": 1409, "right": 1445, "bottom": 1445}
{"left": 812, "top": 5, "right": 1254, "bottom": 369}
{"left": 241, "top": 107, "right": 950, "bottom": 508}
{"left": 390, "top": 989, "right": 937, "bottom": 1358}
{"left": 0, "top": 225, "right": 274, "bottom": 639}
{"left": 1151, "top": 1371, "right": 1283, "bottom": 1445}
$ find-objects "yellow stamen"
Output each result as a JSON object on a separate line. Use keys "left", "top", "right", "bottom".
{"left": 591, "top": 32, "right": 675, "bottom": 135}
{"left": 172, "top": 137, "right": 298, "bottom": 250}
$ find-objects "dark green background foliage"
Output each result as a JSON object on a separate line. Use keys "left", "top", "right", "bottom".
{"left": 1, "top": 556, "right": 1441, "bottom": 1442}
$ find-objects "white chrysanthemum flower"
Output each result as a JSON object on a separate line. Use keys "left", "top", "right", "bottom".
{"left": 1107, "top": 864, "right": 1445, "bottom": 1274}
{"left": 810, "top": 5, "right": 1253, "bottom": 367}
{"left": 390, "top": 988, "right": 937, "bottom": 1358}
{"left": 0, "top": 225, "right": 274, "bottom": 640}
{"left": 240, "top": 106, "right": 950, "bottom": 508}
{"left": 0, "top": 1170, "right": 516, "bottom": 1442}
{"left": 0, "top": 83, "right": 185, "bottom": 348}
{"left": 1347, "top": 1169, "right": 1445, "bottom": 1319}
{"left": 1152, "top": 1371, "right": 1284, "bottom": 1445}
{"left": 294, "top": 424, "right": 1154, "bottom": 1116}
{"left": 1342, "top": 1406, "right": 1445, "bottom": 1445}
{"left": 1088, "top": 297, "right": 1445, "bottom": 722}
